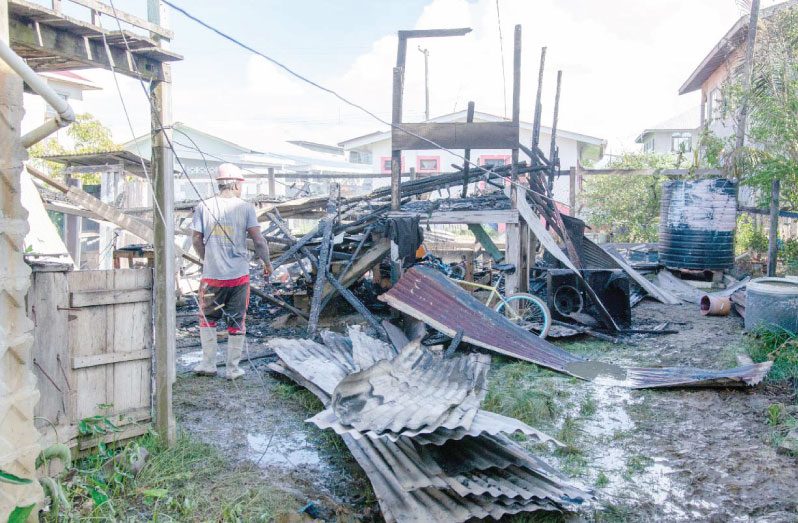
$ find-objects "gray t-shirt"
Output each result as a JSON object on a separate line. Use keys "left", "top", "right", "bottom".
{"left": 191, "top": 196, "right": 259, "bottom": 280}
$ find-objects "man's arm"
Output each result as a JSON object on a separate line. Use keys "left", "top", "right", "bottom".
{"left": 247, "top": 226, "right": 273, "bottom": 276}
{"left": 192, "top": 231, "right": 205, "bottom": 260}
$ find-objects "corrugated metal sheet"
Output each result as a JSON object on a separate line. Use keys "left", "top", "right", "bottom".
{"left": 379, "top": 266, "right": 584, "bottom": 374}
{"left": 308, "top": 407, "right": 561, "bottom": 447}
{"left": 332, "top": 339, "right": 489, "bottom": 435}
{"left": 380, "top": 266, "right": 772, "bottom": 388}
{"left": 267, "top": 331, "right": 591, "bottom": 523}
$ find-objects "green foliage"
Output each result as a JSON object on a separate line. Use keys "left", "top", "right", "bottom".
{"left": 779, "top": 238, "right": 798, "bottom": 274}
{"left": 719, "top": 6, "right": 798, "bottom": 208}
{"left": 736, "top": 214, "right": 769, "bottom": 255}
{"left": 28, "top": 113, "right": 117, "bottom": 185}
{"left": 0, "top": 468, "right": 33, "bottom": 485}
{"left": 580, "top": 152, "right": 678, "bottom": 242}
{"left": 43, "top": 431, "right": 294, "bottom": 522}
{"left": 8, "top": 503, "right": 36, "bottom": 523}
{"left": 747, "top": 327, "right": 798, "bottom": 386}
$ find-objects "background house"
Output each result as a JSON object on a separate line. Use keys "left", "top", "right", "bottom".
{"left": 635, "top": 108, "right": 700, "bottom": 155}
{"left": 20, "top": 71, "right": 99, "bottom": 142}
{"left": 338, "top": 110, "right": 605, "bottom": 207}
{"left": 679, "top": 0, "right": 797, "bottom": 139}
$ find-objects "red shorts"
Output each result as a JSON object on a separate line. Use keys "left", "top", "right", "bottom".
{"left": 198, "top": 275, "right": 250, "bottom": 334}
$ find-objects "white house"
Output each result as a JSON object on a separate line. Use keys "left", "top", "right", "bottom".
{"left": 635, "top": 108, "right": 700, "bottom": 155}
{"left": 20, "top": 71, "right": 100, "bottom": 144}
{"left": 338, "top": 110, "right": 605, "bottom": 206}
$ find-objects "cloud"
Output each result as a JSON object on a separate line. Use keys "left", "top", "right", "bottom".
{"left": 77, "top": 0, "right": 774, "bottom": 155}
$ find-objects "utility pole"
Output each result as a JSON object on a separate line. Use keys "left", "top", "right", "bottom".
{"left": 148, "top": 0, "right": 175, "bottom": 446}
{"left": 0, "top": 0, "right": 45, "bottom": 516}
{"left": 418, "top": 46, "right": 430, "bottom": 120}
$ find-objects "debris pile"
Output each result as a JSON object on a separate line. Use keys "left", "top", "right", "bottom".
{"left": 267, "top": 326, "right": 593, "bottom": 522}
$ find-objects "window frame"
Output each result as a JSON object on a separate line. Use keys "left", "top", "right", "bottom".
{"left": 416, "top": 155, "right": 441, "bottom": 173}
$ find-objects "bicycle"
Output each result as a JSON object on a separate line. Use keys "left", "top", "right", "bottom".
{"left": 452, "top": 263, "right": 551, "bottom": 338}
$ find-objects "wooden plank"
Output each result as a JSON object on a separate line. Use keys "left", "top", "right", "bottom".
{"left": 78, "top": 423, "right": 150, "bottom": 451}
{"left": 69, "top": 0, "right": 173, "bottom": 39}
{"left": 71, "top": 349, "right": 151, "bottom": 369}
{"left": 68, "top": 270, "right": 111, "bottom": 420}
{"left": 392, "top": 121, "right": 519, "bottom": 151}
{"left": 467, "top": 224, "right": 503, "bottom": 262}
{"left": 70, "top": 287, "right": 151, "bottom": 307}
{"left": 8, "top": 16, "right": 166, "bottom": 81}
{"left": 388, "top": 209, "right": 518, "bottom": 224}
{"left": 29, "top": 271, "right": 72, "bottom": 429}
{"left": 601, "top": 244, "right": 681, "bottom": 305}
{"left": 321, "top": 238, "right": 390, "bottom": 301}
{"left": 398, "top": 28, "right": 471, "bottom": 39}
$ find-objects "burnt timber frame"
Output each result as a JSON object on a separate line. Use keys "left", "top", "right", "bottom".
{"left": 8, "top": 0, "right": 180, "bottom": 81}
{"left": 389, "top": 25, "right": 527, "bottom": 293}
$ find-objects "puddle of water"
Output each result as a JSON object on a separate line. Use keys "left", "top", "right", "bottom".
{"left": 177, "top": 350, "right": 204, "bottom": 366}
{"left": 247, "top": 430, "right": 323, "bottom": 468}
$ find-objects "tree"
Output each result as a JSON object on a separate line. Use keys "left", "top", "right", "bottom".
{"left": 720, "top": 6, "right": 798, "bottom": 208}
{"left": 29, "top": 113, "right": 118, "bottom": 185}
{"left": 579, "top": 152, "right": 678, "bottom": 242}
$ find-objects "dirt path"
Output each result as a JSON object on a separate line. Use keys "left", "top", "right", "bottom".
{"left": 549, "top": 301, "right": 798, "bottom": 522}
{"left": 173, "top": 301, "right": 797, "bottom": 522}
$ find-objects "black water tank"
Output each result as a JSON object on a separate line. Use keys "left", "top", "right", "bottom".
{"left": 659, "top": 178, "right": 737, "bottom": 270}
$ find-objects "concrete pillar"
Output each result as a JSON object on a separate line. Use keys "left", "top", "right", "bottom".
{"left": 0, "top": 2, "right": 45, "bottom": 517}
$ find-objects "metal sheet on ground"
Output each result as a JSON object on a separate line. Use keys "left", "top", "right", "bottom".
{"left": 379, "top": 266, "right": 772, "bottom": 388}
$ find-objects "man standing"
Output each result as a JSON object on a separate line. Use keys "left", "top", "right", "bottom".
{"left": 191, "top": 163, "right": 273, "bottom": 380}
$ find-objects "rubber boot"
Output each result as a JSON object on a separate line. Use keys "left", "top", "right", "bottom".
{"left": 226, "top": 334, "right": 246, "bottom": 380}
{"left": 194, "top": 327, "right": 218, "bottom": 376}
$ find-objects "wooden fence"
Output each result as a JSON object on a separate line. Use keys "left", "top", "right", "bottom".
{"left": 27, "top": 267, "right": 153, "bottom": 453}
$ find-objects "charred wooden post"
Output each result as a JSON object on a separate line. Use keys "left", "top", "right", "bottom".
{"left": 547, "top": 70, "right": 562, "bottom": 195}
{"left": 390, "top": 65, "right": 404, "bottom": 212}
{"left": 460, "top": 101, "right": 475, "bottom": 198}
{"left": 308, "top": 184, "right": 340, "bottom": 337}
{"left": 531, "top": 47, "right": 546, "bottom": 156}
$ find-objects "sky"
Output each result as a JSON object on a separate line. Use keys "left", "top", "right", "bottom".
{"left": 74, "top": 0, "right": 783, "bottom": 157}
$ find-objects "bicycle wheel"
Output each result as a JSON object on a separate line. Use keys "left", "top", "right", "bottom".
{"left": 494, "top": 293, "right": 551, "bottom": 338}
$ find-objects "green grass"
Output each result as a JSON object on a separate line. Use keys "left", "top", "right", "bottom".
{"left": 595, "top": 471, "right": 610, "bottom": 488}
{"left": 747, "top": 327, "right": 798, "bottom": 387}
{"left": 483, "top": 362, "right": 568, "bottom": 428}
{"left": 624, "top": 454, "right": 654, "bottom": 478}
{"left": 43, "top": 431, "right": 296, "bottom": 522}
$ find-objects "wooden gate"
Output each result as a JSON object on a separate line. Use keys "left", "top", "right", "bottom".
{"left": 27, "top": 268, "right": 153, "bottom": 452}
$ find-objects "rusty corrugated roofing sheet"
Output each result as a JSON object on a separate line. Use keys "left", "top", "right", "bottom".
{"left": 379, "top": 266, "right": 584, "bottom": 373}
{"left": 379, "top": 266, "right": 772, "bottom": 388}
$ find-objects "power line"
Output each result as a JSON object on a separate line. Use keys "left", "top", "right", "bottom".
{"left": 161, "top": 0, "right": 545, "bottom": 204}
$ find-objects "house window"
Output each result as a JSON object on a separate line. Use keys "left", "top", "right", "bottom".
{"left": 380, "top": 156, "right": 405, "bottom": 173}
{"left": 671, "top": 132, "right": 692, "bottom": 153}
{"left": 349, "top": 150, "right": 372, "bottom": 164}
{"left": 478, "top": 155, "right": 511, "bottom": 168}
{"left": 643, "top": 138, "right": 655, "bottom": 152}
{"left": 416, "top": 156, "right": 440, "bottom": 173}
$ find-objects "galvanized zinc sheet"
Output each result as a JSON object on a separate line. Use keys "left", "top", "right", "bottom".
{"left": 308, "top": 407, "right": 562, "bottom": 447}
{"left": 380, "top": 266, "right": 772, "bottom": 388}
{"left": 332, "top": 338, "right": 490, "bottom": 435}
{"left": 267, "top": 331, "right": 591, "bottom": 523}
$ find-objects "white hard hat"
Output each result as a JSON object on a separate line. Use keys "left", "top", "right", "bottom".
{"left": 216, "top": 163, "right": 245, "bottom": 181}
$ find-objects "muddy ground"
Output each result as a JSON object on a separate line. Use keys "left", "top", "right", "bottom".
{"left": 173, "top": 299, "right": 797, "bottom": 522}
